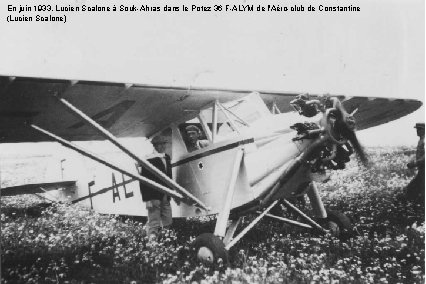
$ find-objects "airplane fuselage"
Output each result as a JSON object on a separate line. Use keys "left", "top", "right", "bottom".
{"left": 49, "top": 110, "right": 325, "bottom": 218}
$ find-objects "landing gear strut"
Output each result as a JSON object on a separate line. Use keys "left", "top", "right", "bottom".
{"left": 193, "top": 200, "right": 279, "bottom": 265}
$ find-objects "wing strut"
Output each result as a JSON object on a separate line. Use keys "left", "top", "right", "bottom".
{"left": 56, "top": 97, "right": 209, "bottom": 211}
{"left": 30, "top": 124, "right": 184, "bottom": 201}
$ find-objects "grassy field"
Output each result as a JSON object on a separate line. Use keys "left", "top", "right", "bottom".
{"left": 1, "top": 147, "right": 424, "bottom": 283}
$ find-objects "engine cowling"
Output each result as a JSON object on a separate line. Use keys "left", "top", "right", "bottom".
{"left": 292, "top": 101, "right": 368, "bottom": 173}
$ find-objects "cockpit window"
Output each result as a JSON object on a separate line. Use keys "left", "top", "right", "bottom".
{"left": 179, "top": 119, "right": 210, "bottom": 152}
{"left": 198, "top": 92, "right": 272, "bottom": 141}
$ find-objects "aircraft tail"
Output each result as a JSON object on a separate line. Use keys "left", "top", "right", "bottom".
{"left": 1, "top": 180, "right": 76, "bottom": 197}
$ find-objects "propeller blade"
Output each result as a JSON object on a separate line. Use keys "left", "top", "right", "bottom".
{"left": 346, "top": 128, "right": 369, "bottom": 166}
{"left": 334, "top": 107, "right": 369, "bottom": 166}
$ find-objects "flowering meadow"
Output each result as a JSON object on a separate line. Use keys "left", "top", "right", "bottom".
{"left": 1, "top": 147, "right": 424, "bottom": 283}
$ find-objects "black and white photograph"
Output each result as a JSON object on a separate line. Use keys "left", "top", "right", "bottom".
{"left": 0, "top": 0, "right": 424, "bottom": 282}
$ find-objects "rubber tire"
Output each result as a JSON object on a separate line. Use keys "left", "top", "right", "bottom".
{"left": 192, "top": 233, "right": 229, "bottom": 264}
{"left": 325, "top": 210, "right": 353, "bottom": 239}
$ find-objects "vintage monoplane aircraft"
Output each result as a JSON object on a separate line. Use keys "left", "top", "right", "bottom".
{"left": 0, "top": 75, "right": 422, "bottom": 262}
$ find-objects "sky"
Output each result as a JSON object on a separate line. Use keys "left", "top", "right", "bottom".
{"left": 0, "top": 0, "right": 424, "bottom": 155}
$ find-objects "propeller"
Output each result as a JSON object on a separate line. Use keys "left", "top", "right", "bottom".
{"left": 325, "top": 105, "right": 369, "bottom": 166}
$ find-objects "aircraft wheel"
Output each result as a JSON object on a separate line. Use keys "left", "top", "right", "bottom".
{"left": 324, "top": 210, "right": 353, "bottom": 239}
{"left": 192, "top": 233, "right": 229, "bottom": 264}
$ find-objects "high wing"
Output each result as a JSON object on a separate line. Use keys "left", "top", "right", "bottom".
{"left": 341, "top": 97, "right": 422, "bottom": 130}
{"left": 0, "top": 75, "right": 422, "bottom": 143}
{"left": 0, "top": 76, "right": 299, "bottom": 143}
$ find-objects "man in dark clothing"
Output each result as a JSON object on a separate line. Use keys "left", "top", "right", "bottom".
{"left": 406, "top": 123, "right": 425, "bottom": 202}
{"left": 139, "top": 135, "right": 173, "bottom": 237}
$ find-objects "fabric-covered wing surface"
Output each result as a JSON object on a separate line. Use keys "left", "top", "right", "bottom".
{"left": 0, "top": 76, "right": 283, "bottom": 142}
{"left": 0, "top": 76, "right": 422, "bottom": 143}
{"left": 341, "top": 97, "right": 422, "bottom": 130}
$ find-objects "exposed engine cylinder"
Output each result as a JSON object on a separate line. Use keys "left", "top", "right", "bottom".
{"left": 290, "top": 104, "right": 363, "bottom": 173}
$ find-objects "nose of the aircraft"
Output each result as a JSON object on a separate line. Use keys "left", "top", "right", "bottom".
{"left": 322, "top": 107, "right": 368, "bottom": 166}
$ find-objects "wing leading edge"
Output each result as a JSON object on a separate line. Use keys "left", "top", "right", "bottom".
{"left": 0, "top": 75, "right": 422, "bottom": 143}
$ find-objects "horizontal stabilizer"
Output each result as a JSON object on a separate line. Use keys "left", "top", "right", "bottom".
{"left": 1, "top": 180, "right": 76, "bottom": 196}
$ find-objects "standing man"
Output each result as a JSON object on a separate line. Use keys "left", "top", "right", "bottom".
{"left": 406, "top": 123, "right": 425, "bottom": 201}
{"left": 139, "top": 135, "right": 173, "bottom": 238}
{"left": 185, "top": 125, "right": 209, "bottom": 152}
